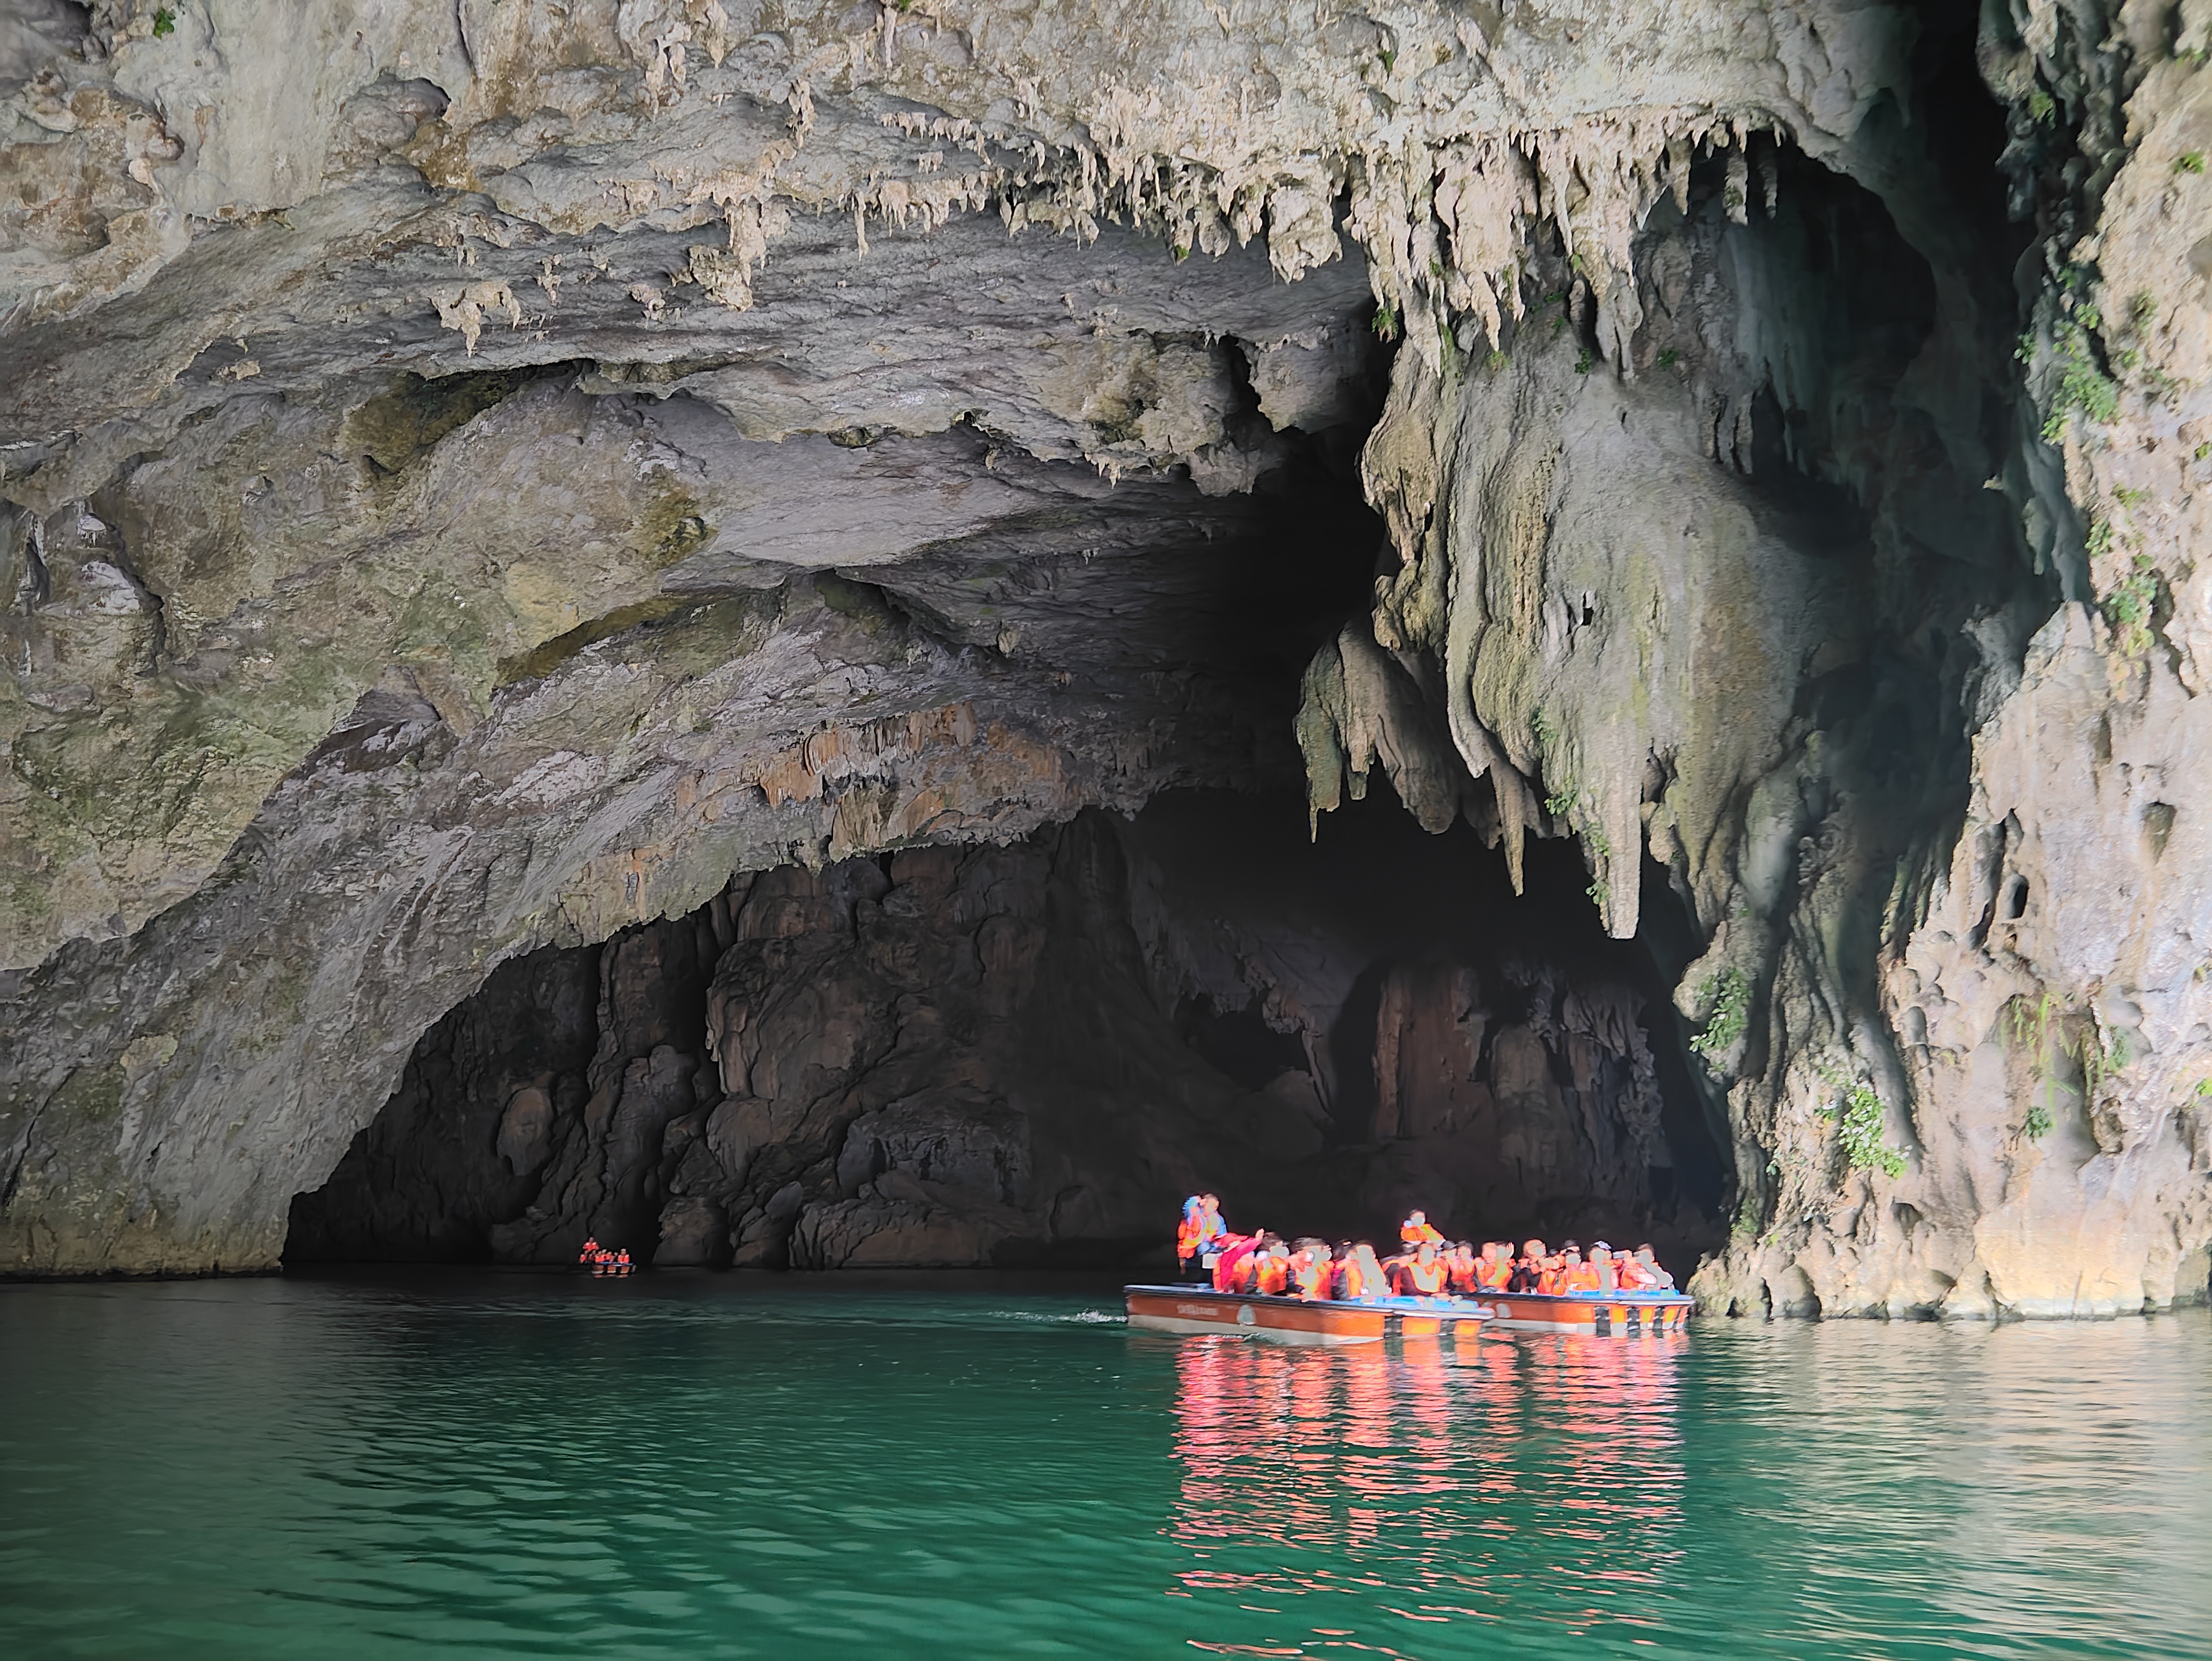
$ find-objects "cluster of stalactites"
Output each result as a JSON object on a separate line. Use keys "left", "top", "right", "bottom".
{"left": 504, "top": 9, "right": 1795, "bottom": 387}
{"left": 1349, "top": 114, "right": 1786, "bottom": 377}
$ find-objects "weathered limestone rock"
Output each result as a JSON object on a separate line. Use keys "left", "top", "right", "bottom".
{"left": 1294, "top": 2, "right": 2212, "bottom": 1316}
{"left": 6, "top": 0, "right": 2211, "bottom": 1309}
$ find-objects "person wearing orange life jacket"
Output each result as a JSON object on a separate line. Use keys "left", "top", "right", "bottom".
{"left": 1380, "top": 1247, "right": 1414, "bottom": 1296}
{"left": 1254, "top": 1240, "right": 1293, "bottom": 1297}
{"left": 1403, "top": 1241, "right": 1449, "bottom": 1297}
{"left": 1290, "top": 1240, "right": 1332, "bottom": 1301}
{"left": 1326, "top": 1241, "right": 1355, "bottom": 1300}
{"left": 1634, "top": 1244, "right": 1676, "bottom": 1290}
{"left": 1194, "top": 1194, "right": 1228, "bottom": 1277}
{"left": 1340, "top": 1242, "right": 1388, "bottom": 1302}
{"left": 1175, "top": 1196, "right": 1206, "bottom": 1280}
{"left": 1229, "top": 1242, "right": 1263, "bottom": 1294}
{"left": 1444, "top": 1242, "right": 1477, "bottom": 1296}
{"left": 1507, "top": 1239, "right": 1545, "bottom": 1293}
{"left": 1536, "top": 1242, "right": 1573, "bottom": 1295}
{"left": 1400, "top": 1209, "right": 1446, "bottom": 1249}
{"left": 1476, "top": 1241, "right": 1513, "bottom": 1290}
{"left": 578, "top": 1236, "right": 600, "bottom": 1267}
{"left": 1212, "top": 1231, "right": 1257, "bottom": 1293}
{"left": 1590, "top": 1242, "right": 1622, "bottom": 1294}
{"left": 1557, "top": 1246, "right": 1599, "bottom": 1293}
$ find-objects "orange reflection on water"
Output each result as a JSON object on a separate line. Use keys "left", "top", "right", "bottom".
{"left": 1166, "top": 1332, "right": 1688, "bottom": 1648}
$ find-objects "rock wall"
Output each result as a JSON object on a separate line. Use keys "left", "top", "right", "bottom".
{"left": 5, "top": 0, "right": 2211, "bottom": 1309}
{"left": 289, "top": 797, "right": 1718, "bottom": 1272}
{"left": 1294, "top": 5, "right": 2212, "bottom": 1316}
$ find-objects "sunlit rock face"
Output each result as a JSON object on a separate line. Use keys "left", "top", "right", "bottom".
{"left": 4, "top": 0, "right": 2210, "bottom": 1312}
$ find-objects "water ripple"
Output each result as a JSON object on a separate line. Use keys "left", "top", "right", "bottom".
{"left": 0, "top": 1274, "right": 2206, "bottom": 1659}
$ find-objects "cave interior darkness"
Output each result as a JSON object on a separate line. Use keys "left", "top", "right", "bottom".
{"left": 286, "top": 784, "right": 1731, "bottom": 1275}
{"left": 282, "top": 30, "right": 2020, "bottom": 1280}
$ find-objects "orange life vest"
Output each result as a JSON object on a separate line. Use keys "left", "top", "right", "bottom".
{"left": 1561, "top": 1262, "right": 1599, "bottom": 1292}
{"left": 1478, "top": 1257, "right": 1511, "bottom": 1290}
{"left": 1407, "top": 1259, "right": 1447, "bottom": 1295}
{"left": 1400, "top": 1218, "right": 1445, "bottom": 1247}
{"left": 1212, "top": 1235, "right": 1253, "bottom": 1291}
{"left": 1256, "top": 1255, "right": 1290, "bottom": 1296}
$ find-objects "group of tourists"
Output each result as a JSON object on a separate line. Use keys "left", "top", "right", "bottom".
{"left": 1174, "top": 1196, "right": 1675, "bottom": 1303}
{"left": 578, "top": 1237, "right": 634, "bottom": 1277}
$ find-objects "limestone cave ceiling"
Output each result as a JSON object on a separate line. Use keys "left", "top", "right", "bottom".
{"left": 3, "top": 0, "right": 2211, "bottom": 1317}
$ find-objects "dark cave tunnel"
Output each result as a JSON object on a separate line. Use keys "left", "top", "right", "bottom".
{"left": 285, "top": 12, "right": 2028, "bottom": 1284}
{"left": 284, "top": 783, "right": 1732, "bottom": 1277}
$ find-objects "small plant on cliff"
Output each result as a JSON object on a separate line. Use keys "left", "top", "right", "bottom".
{"left": 2036, "top": 314, "right": 2121, "bottom": 443}
{"left": 1371, "top": 301, "right": 1399, "bottom": 341}
{"left": 1824, "top": 1075, "right": 1908, "bottom": 1179}
{"left": 2101, "top": 554, "right": 2161, "bottom": 655}
{"left": 1574, "top": 347, "right": 1594, "bottom": 375}
{"left": 2027, "top": 88, "right": 2056, "bottom": 124}
{"left": 2179, "top": 151, "right": 2206, "bottom": 175}
{"left": 2074, "top": 1022, "right": 2132, "bottom": 1106}
{"left": 1690, "top": 969, "right": 1752, "bottom": 1073}
{"left": 152, "top": 7, "right": 176, "bottom": 35}
{"left": 1732, "top": 1191, "right": 1762, "bottom": 1239}
{"left": 1656, "top": 346, "right": 1681, "bottom": 370}
{"left": 2006, "top": 990, "right": 2074, "bottom": 1139}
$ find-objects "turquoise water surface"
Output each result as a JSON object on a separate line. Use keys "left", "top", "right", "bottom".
{"left": 2, "top": 1271, "right": 2207, "bottom": 1659}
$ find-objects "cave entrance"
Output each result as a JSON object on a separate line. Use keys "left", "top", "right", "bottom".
{"left": 281, "top": 210, "right": 1726, "bottom": 1282}
{"left": 286, "top": 783, "right": 1725, "bottom": 1278}
{"left": 1123, "top": 786, "right": 1728, "bottom": 1260}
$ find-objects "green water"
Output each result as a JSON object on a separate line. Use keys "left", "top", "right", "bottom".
{"left": 2, "top": 1273, "right": 2207, "bottom": 1659}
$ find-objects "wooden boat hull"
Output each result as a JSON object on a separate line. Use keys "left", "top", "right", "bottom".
{"left": 1482, "top": 1290, "right": 1693, "bottom": 1334}
{"left": 1126, "top": 1285, "right": 1386, "bottom": 1344}
{"left": 1126, "top": 1285, "right": 1493, "bottom": 1345}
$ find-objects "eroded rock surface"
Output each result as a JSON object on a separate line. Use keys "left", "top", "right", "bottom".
{"left": 5, "top": 0, "right": 2210, "bottom": 1310}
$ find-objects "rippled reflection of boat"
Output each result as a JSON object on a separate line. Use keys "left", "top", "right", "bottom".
{"left": 1481, "top": 1289, "right": 1693, "bottom": 1334}
{"left": 1123, "top": 1285, "right": 1493, "bottom": 1345}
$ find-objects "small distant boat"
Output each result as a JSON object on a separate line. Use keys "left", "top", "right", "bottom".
{"left": 1481, "top": 1289, "right": 1693, "bottom": 1334}
{"left": 1123, "top": 1285, "right": 1493, "bottom": 1345}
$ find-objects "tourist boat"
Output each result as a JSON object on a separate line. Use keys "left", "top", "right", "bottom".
{"left": 1123, "top": 1285, "right": 1493, "bottom": 1345}
{"left": 1479, "top": 1288, "right": 1693, "bottom": 1334}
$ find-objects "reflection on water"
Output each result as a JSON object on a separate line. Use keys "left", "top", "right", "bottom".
{"left": 1, "top": 1274, "right": 2208, "bottom": 1661}
{"left": 1169, "top": 1335, "right": 1690, "bottom": 1652}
